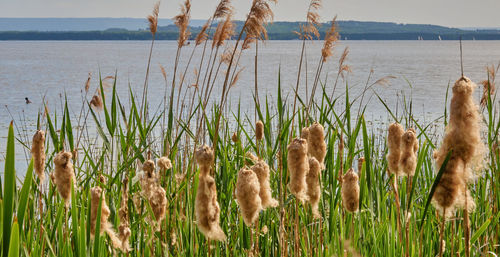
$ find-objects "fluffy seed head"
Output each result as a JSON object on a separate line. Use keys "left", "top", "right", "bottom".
{"left": 53, "top": 151, "right": 75, "bottom": 205}
{"left": 287, "top": 137, "right": 309, "bottom": 202}
{"left": 236, "top": 168, "right": 262, "bottom": 226}
{"left": 90, "top": 186, "right": 121, "bottom": 249}
{"left": 195, "top": 174, "right": 226, "bottom": 241}
{"left": 31, "top": 130, "right": 46, "bottom": 181}
{"left": 195, "top": 145, "right": 214, "bottom": 176}
{"left": 386, "top": 122, "right": 405, "bottom": 176}
{"left": 341, "top": 168, "right": 359, "bottom": 212}
{"left": 157, "top": 157, "right": 173, "bottom": 170}
{"left": 149, "top": 186, "right": 167, "bottom": 223}
{"left": 307, "top": 122, "right": 327, "bottom": 168}
{"left": 301, "top": 126, "right": 310, "bottom": 140}
{"left": 306, "top": 157, "right": 321, "bottom": 218}
{"left": 401, "top": 129, "right": 419, "bottom": 176}
{"left": 251, "top": 161, "right": 278, "bottom": 209}
{"left": 90, "top": 94, "right": 103, "bottom": 110}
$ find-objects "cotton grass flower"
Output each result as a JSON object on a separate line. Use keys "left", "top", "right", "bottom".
{"left": 386, "top": 122, "right": 405, "bottom": 176}
{"left": 195, "top": 174, "right": 226, "bottom": 241}
{"left": 287, "top": 137, "right": 309, "bottom": 203}
{"left": 53, "top": 151, "right": 75, "bottom": 206}
{"left": 31, "top": 130, "right": 46, "bottom": 181}
{"left": 306, "top": 157, "right": 321, "bottom": 218}
{"left": 251, "top": 160, "right": 278, "bottom": 209}
{"left": 341, "top": 168, "right": 359, "bottom": 213}
{"left": 236, "top": 168, "right": 262, "bottom": 226}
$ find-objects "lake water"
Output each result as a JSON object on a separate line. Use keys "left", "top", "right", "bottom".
{"left": 1, "top": 40, "right": 500, "bottom": 171}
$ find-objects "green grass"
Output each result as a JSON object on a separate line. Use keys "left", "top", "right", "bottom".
{"left": 0, "top": 69, "right": 498, "bottom": 257}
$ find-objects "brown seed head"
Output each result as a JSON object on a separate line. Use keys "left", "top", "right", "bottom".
{"left": 287, "top": 137, "right": 309, "bottom": 202}
{"left": 341, "top": 168, "right": 359, "bottom": 212}
{"left": 251, "top": 160, "right": 278, "bottom": 209}
{"left": 31, "top": 130, "right": 46, "bottom": 181}
{"left": 308, "top": 122, "right": 327, "bottom": 168}
{"left": 386, "top": 122, "right": 405, "bottom": 176}
{"left": 195, "top": 174, "right": 226, "bottom": 241}
{"left": 306, "top": 157, "right": 321, "bottom": 218}
{"left": 236, "top": 168, "right": 262, "bottom": 226}
{"left": 53, "top": 151, "right": 75, "bottom": 205}
{"left": 256, "top": 120, "right": 264, "bottom": 141}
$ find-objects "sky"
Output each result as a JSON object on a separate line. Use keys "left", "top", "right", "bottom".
{"left": 1, "top": 0, "right": 499, "bottom": 28}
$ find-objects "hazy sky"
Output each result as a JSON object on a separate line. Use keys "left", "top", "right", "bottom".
{"left": 1, "top": 0, "right": 499, "bottom": 28}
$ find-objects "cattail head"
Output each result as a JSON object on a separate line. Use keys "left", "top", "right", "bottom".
{"left": 90, "top": 94, "right": 103, "bottom": 110}
{"left": 31, "top": 130, "right": 46, "bottom": 181}
{"left": 308, "top": 122, "right": 327, "bottom": 168}
{"left": 301, "top": 126, "right": 310, "bottom": 140}
{"left": 53, "top": 151, "right": 75, "bottom": 205}
{"left": 287, "top": 137, "right": 309, "bottom": 203}
{"left": 386, "top": 122, "right": 405, "bottom": 176}
{"left": 174, "top": 0, "right": 191, "bottom": 47}
{"left": 236, "top": 168, "right": 262, "bottom": 226}
{"left": 341, "top": 168, "right": 359, "bottom": 213}
{"left": 321, "top": 17, "right": 338, "bottom": 63}
{"left": 195, "top": 145, "right": 214, "bottom": 176}
{"left": 149, "top": 186, "right": 167, "bottom": 224}
{"left": 401, "top": 129, "right": 419, "bottom": 177}
{"left": 157, "top": 157, "right": 172, "bottom": 170}
{"left": 232, "top": 132, "right": 239, "bottom": 143}
{"left": 358, "top": 157, "right": 365, "bottom": 173}
{"left": 143, "top": 159, "right": 156, "bottom": 176}
{"left": 251, "top": 161, "right": 278, "bottom": 209}
{"left": 147, "top": 1, "right": 160, "bottom": 35}
{"left": 306, "top": 157, "right": 321, "bottom": 218}
{"left": 256, "top": 120, "right": 264, "bottom": 141}
{"left": 90, "top": 186, "right": 121, "bottom": 249}
{"left": 433, "top": 76, "right": 484, "bottom": 218}
{"left": 195, "top": 174, "right": 226, "bottom": 241}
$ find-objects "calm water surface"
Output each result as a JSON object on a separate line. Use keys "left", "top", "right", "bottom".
{"left": 1, "top": 40, "right": 500, "bottom": 171}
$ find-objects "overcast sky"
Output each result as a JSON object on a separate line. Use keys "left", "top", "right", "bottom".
{"left": 1, "top": 0, "right": 499, "bottom": 28}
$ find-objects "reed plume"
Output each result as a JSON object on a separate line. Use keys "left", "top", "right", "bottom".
{"left": 214, "top": 0, "right": 233, "bottom": 19}
{"left": 401, "top": 129, "right": 419, "bottom": 177}
{"left": 147, "top": 1, "right": 160, "bottom": 35}
{"left": 236, "top": 168, "right": 262, "bottom": 226}
{"left": 90, "top": 94, "right": 103, "bottom": 110}
{"left": 480, "top": 64, "right": 497, "bottom": 107}
{"left": 303, "top": 0, "right": 321, "bottom": 40}
{"left": 307, "top": 122, "right": 327, "bottom": 168}
{"left": 195, "top": 21, "right": 209, "bottom": 46}
{"left": 118, "top": 178, "right": 131, "bottom": 252}
{"left": 287, "top": 137, "right": 309, "bottom": 203}
{"left": 195, "top": 145, "right": 214, "bottom": 176}
{"left": 386, "top": 122, "right": 405, "bottom": 176}
{"left": 244, "top": 0, "right": 276, "bottom": 42}
{"left": 301, "top": 126, "right": 310, "bottom": 140}
{"left": 321, "top": 17, "right": 338, "bottom": 63}
{"left": 174, "top": 0, "right": 191, "bottom": 47}
{"left": 84, "top": 72, "right": 91, "bottom": 92}
{"left": 195, "top": 174, "right": 226, "bottom": 241}
{"left": 215, "top": 14, "right": 234, "bottom": 47}
{"left": 306, "top": 157, "right": 321, "bottom": 218}
{"left": 432, "top": 76, "right": 484, "bottom": 218}
{"left": 53, "top": 151, "right": 75, "bottom": 205}
{"left": 31, "top": 130, "right": 46, "bottom": 181}
{"left": 341, "top": 168, "right": 359, "bottom": 213}
{"left": 90, "top": 186, "right": 121, "bottom": 249}
{"left": 251, "top": 161, "right": 278, "bottom": 209}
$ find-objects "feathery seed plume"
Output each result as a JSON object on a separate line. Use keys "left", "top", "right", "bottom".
{"left": 90, "top": 94, "right": 103, "bottom": 110}
{"left": 174, "top": 0, "right": 191, "bottom": 47}
{"left": 147, "top": 1, "right": 160, "bottom": 35}
{"left": 321, "top": 17, "right": 338, "bottom": 62}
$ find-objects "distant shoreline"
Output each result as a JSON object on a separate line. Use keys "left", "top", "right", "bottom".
{"left": 2, "top": 31, "right": 500, "bottom": 40}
